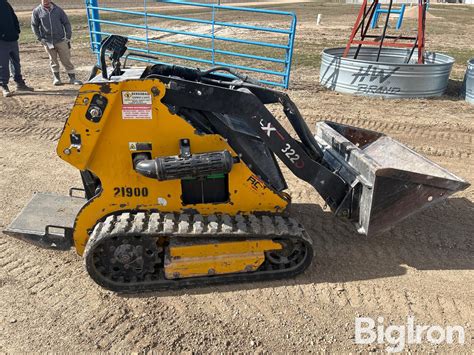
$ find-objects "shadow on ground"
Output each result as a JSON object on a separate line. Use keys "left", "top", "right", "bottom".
{"left": 440, "top": 78, "right": 465, "bottom": 101}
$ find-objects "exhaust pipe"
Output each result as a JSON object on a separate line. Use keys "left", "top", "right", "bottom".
{"left": 315, "top": 121, "right": 469, "bottom": 236}
{"left": 135, "top": 150, "right": 234, "bottom": 181}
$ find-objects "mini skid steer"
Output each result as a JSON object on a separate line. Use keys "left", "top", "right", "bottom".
{"left": 5, "top": 36, "right": 469, "bottom": 292}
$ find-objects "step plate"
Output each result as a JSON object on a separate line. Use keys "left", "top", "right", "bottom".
{"left": 4, "top": 193, "right": 86, "bottom": 250}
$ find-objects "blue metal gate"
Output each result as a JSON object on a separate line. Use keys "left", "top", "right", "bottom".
{"left": 85, "top": 0, "right": 297, "bottom": 88}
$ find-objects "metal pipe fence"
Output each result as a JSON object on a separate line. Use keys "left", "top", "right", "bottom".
{"left": 84, "top": 0, "right": 297, "bottom": 87}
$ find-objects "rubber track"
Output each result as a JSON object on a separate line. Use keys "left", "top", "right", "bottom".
{"left": 85, "top": 212, "right": 314, "bottom": 293}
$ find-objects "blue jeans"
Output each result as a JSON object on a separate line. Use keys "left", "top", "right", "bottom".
{"left": 0, "top": 40, "right": 24, "bottom": 86}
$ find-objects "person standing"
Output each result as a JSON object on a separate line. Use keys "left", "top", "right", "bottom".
{"left": 0, "top": 0, "right": 35, "bottom": 97}
{"left": 31, "top": 0, "right": 82, "bottom": 86}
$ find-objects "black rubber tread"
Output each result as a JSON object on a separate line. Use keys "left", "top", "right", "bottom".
{"left": 84, "top": 212, "right": 314, "bottom": 293}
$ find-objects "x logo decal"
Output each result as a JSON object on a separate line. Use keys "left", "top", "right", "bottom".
{"left": 261, "top": 122, "right": 276, "bottom": 137}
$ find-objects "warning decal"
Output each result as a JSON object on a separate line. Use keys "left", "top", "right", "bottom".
{"left": 122, "top": 91, "right": 152, "bottom": 119}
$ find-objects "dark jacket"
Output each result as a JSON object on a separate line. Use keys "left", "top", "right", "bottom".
{"left": 0, "top": 0, "right": 20, "bottom": 42}
{"left": 31, "top": 3, "right": 72, "bottom": 44}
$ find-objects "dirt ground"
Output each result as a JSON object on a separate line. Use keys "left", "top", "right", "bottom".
{"left": 1, "top": 2, "right": 473, "bottom": 353}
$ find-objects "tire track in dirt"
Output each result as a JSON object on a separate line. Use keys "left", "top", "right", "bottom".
{"left": 289, "top": 191, "right": 473, "bottom": 326}
{"left": 0, "top": 238, "right": 76, "bottom": 294}
{"left": 0, "top": 239, "right": 121, "bottom": 350}
{"left": 407, "top": 145, "right": 471, "bottom": 159}
{"left": 313, "top": 212, "right": 472, "bottom": 269}
{"left": 0, "top": 97, "right": 72, "bottom": 122}
{"left": 320, "top": 117, "right": 472, "bottom": 158}
{"left": 9, "top": 262, "right": 36, "bottom": 278}
{"left": 332, "top": 116, "right": 472, "bottom": 145}
{"left": 275, "top": 112, "right": 472, "bottom": 159}
{"left": 0, "top": 126, "right": 63, "bottom": 141}
{"left": 165, "top": 294, "right": 258, "bottom": 350}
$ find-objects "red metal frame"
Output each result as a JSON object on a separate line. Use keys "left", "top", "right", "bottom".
{"left": 343, "top": 0, "right": 427, "bottom": 64}
{"left": 417, "top": 1, "right": 426, "bottom": 63}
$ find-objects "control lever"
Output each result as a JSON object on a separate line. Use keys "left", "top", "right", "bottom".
{"left": 99, "top": 35, "right": 128, "bottom": 79}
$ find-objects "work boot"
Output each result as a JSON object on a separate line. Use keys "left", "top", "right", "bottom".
{"left": 15, "top": 81, "right": 34, "bottom": 92}
{"left": 1, "top": 85, "right": 12, "bottom": 97}
{"left": 68, "top": 73, "right": 83, "bottom": 85}
{"left": 53, "top": 72, "right": 62, "bottom": 86}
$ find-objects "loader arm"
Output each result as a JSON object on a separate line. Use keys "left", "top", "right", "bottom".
{"left": 146, "top": 67, "right": 350, "bottom": 211}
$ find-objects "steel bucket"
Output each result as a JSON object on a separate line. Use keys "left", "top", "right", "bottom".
{"left": 315, "top": 121, "right": 469, "bottom": 236}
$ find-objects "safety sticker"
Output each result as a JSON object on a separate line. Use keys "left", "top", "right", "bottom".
{"left": 122, "top": 91, "right": 152, "bottom": 119}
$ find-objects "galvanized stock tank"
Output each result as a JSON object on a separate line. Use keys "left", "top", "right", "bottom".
{"left": 462, "top": 58, "right": 474, "bottom": 104}
{"left": 320, "top": 47, "right": 454, "bottom": 98}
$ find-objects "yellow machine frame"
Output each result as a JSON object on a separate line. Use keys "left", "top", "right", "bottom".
{"left": 57, "top": 79, "right": 289, "bottom": 254}
{"left": 165, "top": 239, "right": 282, "bottom": 279}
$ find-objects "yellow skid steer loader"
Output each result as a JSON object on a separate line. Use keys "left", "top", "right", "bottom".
{"left": 5, "top": 36, "right": 469, "bottom": 293}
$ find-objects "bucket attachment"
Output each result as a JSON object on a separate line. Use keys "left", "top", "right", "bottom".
{"left": 314, "top": 121, "right": 469, "bottom": 236}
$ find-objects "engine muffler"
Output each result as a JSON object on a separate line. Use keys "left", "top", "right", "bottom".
{"left": 135, "top": 150, "right": 234, "bottom": 181}
{"left": 315, "top": 121, "right": 469, "bottom": 236}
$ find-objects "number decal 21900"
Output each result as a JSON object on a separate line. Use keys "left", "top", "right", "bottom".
{"left": 113, "top": 187, "right": 149, "bottom": 197}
